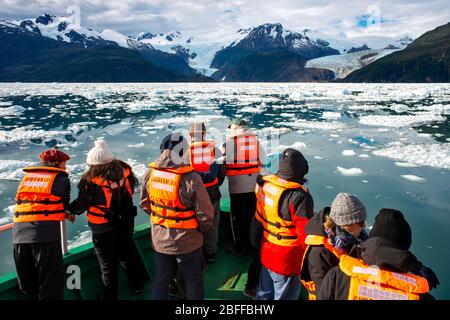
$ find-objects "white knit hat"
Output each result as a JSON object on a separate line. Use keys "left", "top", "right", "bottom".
{"left": 86, "top": 139, "right": 114, "bottom": 165}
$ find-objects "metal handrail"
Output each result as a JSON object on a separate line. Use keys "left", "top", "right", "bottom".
{"left": 0, "top": 221, "right": 68, "bottom": 255}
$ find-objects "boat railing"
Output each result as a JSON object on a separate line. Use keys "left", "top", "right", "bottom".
{"left": 0, "top": 221, "right": 68, "bottom": 255}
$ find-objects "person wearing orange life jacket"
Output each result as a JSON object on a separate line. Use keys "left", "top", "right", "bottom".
{"left": 299, "top": 207, "right": 343, "bottom": 300}
{"left": 250, "top": 148, "right": 314, "bottom": 300}
{"left": 13, "top": 148, "right": 73, "bottom": 300}
{"left": 69, "top": 139, "right": 146, "bottom": 300}
{"left": 224, "top": 118, "right": 266, "bottom": 257}
{"left": 188, "top": 122, "right": 226, "bottom": 263}
{"left": 300, "top": 193, "right": 370, "bottom": 300}
{"left": 318, "top": 209, "right": 440, "bottom": 300}
{"left": 140, "top": 133, "right": 214, "bottom": 300}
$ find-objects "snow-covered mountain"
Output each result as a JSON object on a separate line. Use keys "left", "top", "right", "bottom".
{"left": 299, "top": 29, "right": 414, "bottom": 78}
{"left": 0, "top": 14, "right": 418, "bottom": 82}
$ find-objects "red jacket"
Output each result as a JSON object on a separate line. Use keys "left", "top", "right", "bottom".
{"left": 260, "top": 202, "right": 310, "bottom": 276}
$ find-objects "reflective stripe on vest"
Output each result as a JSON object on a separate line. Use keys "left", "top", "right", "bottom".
{"left": 188, "top": 141, "right": 218, "bottom": 188}
{"left": 225, "top": 134, "right": 260, "bottom": 176}
{"left": 147, "top": 163, "right": 198, "bottom": 229}
{"left": 339, "top": 255, "right": 429, "bottom": 300}
{"left": 254, "top": 175, "right": 307, "bottom": 246}
{"left": 14, "top": 166, "right": 67, "bottom": 223}
{"left": 300, "top": 235, "right": 343, "bottom": 300}
{"left": 87, "top": 168, "right": 133, "bottom": 225}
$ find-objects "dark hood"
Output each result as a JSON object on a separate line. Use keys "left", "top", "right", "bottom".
{"left": 305, "top": 208, "right": 329, "bottom": 237}
{"left": 359, "top": 237, "right": 421, "bottom": 273}
{"left": 369, "top": 208, "right": 412, "bottom": 251}
{"left": 277, "top": 148, "right": 309, "bottom": 183}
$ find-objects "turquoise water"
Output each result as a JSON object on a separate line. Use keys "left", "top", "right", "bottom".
{"left": 0, "top": 83, "right": 449, "bottom": 299}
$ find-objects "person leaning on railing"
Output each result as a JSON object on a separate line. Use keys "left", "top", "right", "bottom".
{"left": 13, "top": 148, "right": 74, "bottom": 300}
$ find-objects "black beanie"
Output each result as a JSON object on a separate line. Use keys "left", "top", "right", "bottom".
{"left": 159, "top": 133, "right": 188, "bottom": 157}
{"left": 277, "top": 148, "right": 309, "bottom": 181}
{"left": 369, "top": 208, "right": 412, "bottom": 250}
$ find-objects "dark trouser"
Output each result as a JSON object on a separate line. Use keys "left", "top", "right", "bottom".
{"left": 246, "top": 251, "right": 262, "bottom": 290}
{"left": 202, "top": 200, "right": 221, "bottom": 256}
{"left": 13, "top": 241, "right": 64, "bottom": 300}
{"left": 152, "top": 248, "right": 204, "bottom": 300}
{"left": 92, "top": 222, "right": 146, "bottom": 300}
{"left": 230, "top": 192, "right": 256, "bottom": 254}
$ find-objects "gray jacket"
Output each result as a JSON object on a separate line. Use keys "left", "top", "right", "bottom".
{"left": 13, "top": 166, "right": 70, "bottom": 244}
{"left": 139, "top": 150, "right": 214, "bottom": 255}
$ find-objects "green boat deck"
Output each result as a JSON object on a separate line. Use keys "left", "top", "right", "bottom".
{"left": 0, "top": 198, "right": 256, "bottom": 300}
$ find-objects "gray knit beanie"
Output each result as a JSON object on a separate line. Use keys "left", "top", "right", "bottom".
{"left": 330, "top": 193, "right": 367, "bottom": 226}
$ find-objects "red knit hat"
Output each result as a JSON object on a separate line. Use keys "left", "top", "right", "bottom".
{"left": 39, "top": 149, "right": 70, "bottom": 163}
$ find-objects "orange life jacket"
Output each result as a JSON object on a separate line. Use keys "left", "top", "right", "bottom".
{"left": 188, "top": 140, "right": 218, "bottom": 188}
{"left": 225, "top": 133, "right": 260, "bottom": 176}
{"left": 87, "top": 168, "right": 133, "bottom": 225}
{"left": 339, "top": 255, "right": 429, "bottom": 300}
{"left": 14, "top": 166, "right": 67, "bottom": 223}
{"left": 147, "top": 163, "right": 198, "bottom": 229}
{"left": 300, "top": 235, "right": 344, "bottom": 300}
{"left": 255, "top": 175, "right": 307, "bottom": 247}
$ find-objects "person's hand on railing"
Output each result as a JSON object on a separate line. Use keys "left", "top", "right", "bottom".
{"left": 65, "top": 213, "right": 76, "bottom": 223}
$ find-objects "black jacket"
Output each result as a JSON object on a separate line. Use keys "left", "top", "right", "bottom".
{"left": 317, "top": 237, "right": 435, "bottom": 300}
{"left": 69, "top": 163, "right": 137, "bottom": 234}
{"left": 300, "top": 209, "right": 340, "bottom": 295}
{"left": 13, "top": 167, "right": 70, "bottom": 244}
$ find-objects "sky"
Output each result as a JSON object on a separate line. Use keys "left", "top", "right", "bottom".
{"left": 0, "top": 0, "right": 448, "bottom": 41}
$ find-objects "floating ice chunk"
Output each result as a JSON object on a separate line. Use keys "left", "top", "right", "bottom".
{"left": 0, "top": 105, "right": 26, "bottom": 116}
{"left": 314, "top": 156, "right": 324, "bottom": 160}
{"left": 359, "top": 113, "right": 445, "bottom": 127}
{"left": 362, "top": 180, "right": 369, "bottom": 183}
{"left": 127, "top": 142, "right": 145, "bottom": 148}
{"left": 330, "top": 134, "right": 340, "bottom": 138}
{"left": 278, "top": 141, "right": 307, "bottom": 151}
{"left": 68, "top": 230, "right": 92, "bottom": 250}
{"left": 395, "top": 162, "right": 419, "bottom": 168}
{"left": 292, "top": 120, "right": 346, "bottom": 131}
{"left": 126, "top": 158, "right": 147, "bottom": 180}
{"left": 377, "top": 128, "right": 391, "bottom": 132}
{"left": 342, "top": 88, "right": 352, "bottom": 95}
{"left": 342, "top": 150, "right": 356, "bottom": 156}
{"left": 0, "top": 101, "right": 13, "bottom": 106}
{"left": 359, "top": 154, "right": 370, "bottom": 159}
{"left": 337, "top": 166, "right": 364, "bottom": 176}
{"left": 401, "top": 175, "right": 426, "bottom": 182}
{"left": 325, "top": 185, "right": 334, "bottom": 189}
{"left": 373, "top": 143, "right": 450, "bottom": 170}
{"left": 0, "top": 160, "right": 35, "bottom": 180}
{"left": 322, "top": 112, "right": 341, "bottom": 120}
{"left": 0, "top": 127, "right": 70, "bottom": 144}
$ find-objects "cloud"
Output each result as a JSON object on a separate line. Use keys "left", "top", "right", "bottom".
{"left": 0, "top": 0, "right": 448, "bottom": 41}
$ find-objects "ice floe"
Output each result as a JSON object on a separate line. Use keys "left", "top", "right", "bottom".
{"left": 0, "top": 105, "right": 26, "bottom": 116}
{"left": 373, "top": 143, "right": 450, "bottom": 170}
{"left": 0, "top": 127, "right": 70, "bottom": 144}
{"left": 342, "top": 150, "right": 356, "bottom": 156}
{"left": 322, "top": 112, "right": 341, "bottom": 120}
{"left": 336, "top": 166, "right": 364, "bottom": 176}
{"left": 401, "top": 175, "right": 426, "bottom": 182}
{"left": 0, "top": 160, "right": 34, "bottom": 180}
{"left": 359, "top": 113, "right": 445, "bottom": 127}
{"left": 127, "top": 142, "right": 145, "bottom": 148}
{"left": 68, "top": 230, "right": 92, "bottom": 250}
{"left": 291, "top": 120, "right": 346, "bottom": 131}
